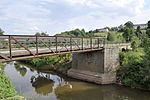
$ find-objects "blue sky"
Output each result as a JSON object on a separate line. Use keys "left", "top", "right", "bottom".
{"left": 0, "top": 0, "right": 150, "bottom": 35}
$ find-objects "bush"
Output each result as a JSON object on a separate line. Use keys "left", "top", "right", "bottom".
{"left": 117, "top": 49, "right": 150, "bottom": 89}
{"left": 119, "top": 49, "right": 144, "bottom": 66}
{"left": 107, "top": 32, "right": 117, "bottom": 41}
{"left": 23, "top": 54, "right": 72, "bottom": 73}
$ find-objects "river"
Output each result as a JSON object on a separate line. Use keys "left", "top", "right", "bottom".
{"left": 4, "top": 61, "right": 150, "bottom": 100}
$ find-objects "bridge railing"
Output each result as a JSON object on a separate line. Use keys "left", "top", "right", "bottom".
{"left": 0, "top": 35, "right": 105, "bottom": 60}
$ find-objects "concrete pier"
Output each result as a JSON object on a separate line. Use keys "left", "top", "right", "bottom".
{"left": 68, "top": 47, "right": 120, "bottom": 84}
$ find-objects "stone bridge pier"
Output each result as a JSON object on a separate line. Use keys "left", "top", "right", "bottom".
{"left": 68, "top": 47, "right": 120, "bottom": 84}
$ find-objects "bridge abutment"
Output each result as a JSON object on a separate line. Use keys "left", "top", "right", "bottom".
{"left": 68, "top": 47, "right": 120, "bottom": 84}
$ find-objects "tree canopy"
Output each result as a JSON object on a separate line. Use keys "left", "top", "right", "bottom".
{"left": 136, "top": 26, "right": 142, "bottom": 38}
{"left": 123, "top": 27, "right": 135, "bottom": 42}
{"left": 124, "top": 21, "right": 134, "bottom": 29}
{"left": 35, "top": 32, "right": 49, "bottom": 36}
{"left": 0, "top": 28, "right": 4, "bottom": 35}
{"left": 146, "top": 21, "right": 150, "bottom": 37}
{"left": 107, "top": 32, "right": 117, "bottom": 41}
{"left": 148, "top": 21, "right": 150, "bottom": 28}
{"left": 55, "top": 28, "right": 94, "bottom": 37}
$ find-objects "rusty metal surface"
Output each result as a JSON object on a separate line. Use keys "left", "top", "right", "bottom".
{"left": 0, "top": 35, "right": 105, "bottom": 62}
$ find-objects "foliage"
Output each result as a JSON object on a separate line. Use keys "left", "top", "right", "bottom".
{"left": 146, "top": 21, "right": 150, "bottom": 37}
{"left": 107, "top": 32, "right": 117, "bottom": 41}
{"left": 117, "top": 47, "right": 150, "bottom": 89}
{"left": 143, "top": 37, "right": 150, "bottom": 67}
{"left": 24, "top": 54, "right": 72, "bottom": 73}
{"left": 116, "top": 33, "right": 126, "bottom": 42}
{"left": 136, "top": 26, "right": 142, "bottom": 38}
{"left": 119, "top": 49, "right": 144, "bottom": 66}
{"left": 56, "top": 28, "right": 94, "bottom": 37}
{"left": 148, "top": 21, "right": 150, "bottom": 28}
{"left": 117, "top": 64, "right": 144, "bottom": 88}
{"left": 105, "top": 27, "right": 110, "bottom": 31}
{"left": 139, "top": 31, "right": 147, "bottom": 47}
{"left": 0, "top": 28, "right": 4, "bottom": 35}
{"left": 131, "top": 35, "right": 141, "bottom": 50}
{"left": 124, "top": 21, "right": 134, "bottom": 29}
{"left": 123, "top": 27, "right": 135, "bottom": 42}
{"left": 35, "top": 32, "right": 49, "bottom": 36}
{"left": 110, "top": 27, "right": 118, "bottom": 31}
{"left": 0, "top": 63, "right": 18, "bottom": 99}
{"left": 118, "top": 24, "right": 124, "bottom": 32}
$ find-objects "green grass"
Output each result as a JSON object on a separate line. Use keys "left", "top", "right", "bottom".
{"left": 141, "top": 30, "right": 146, "bottom": 33}
{"left": 94, "top": 31, "right": 123, "bottom": 38}
{"left": 0, "top": 63, "right": 20, "bottom": 99}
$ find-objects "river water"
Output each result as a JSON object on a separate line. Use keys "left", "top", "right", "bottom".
{"left": 4, "top": 62, "right": 150, "bottom": 100}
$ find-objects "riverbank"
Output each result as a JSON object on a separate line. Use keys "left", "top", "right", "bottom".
{"left": 0, "top": 62, "right": 25, "bottom": 100}
{"left": 116, "top": 48, "right": 150, "bottom": 90}
{"left": 19, "top": 50, "right": 150, "bottom": 91}
{"left": 20, "top": 54, "right": 72, "bottom": 75}
{"left": 4, "top": 61, "right": 150, "bottom": 100}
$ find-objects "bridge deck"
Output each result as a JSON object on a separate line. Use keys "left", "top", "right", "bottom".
{"left": 0, "top": 35, "right": 104, "bottom": 62}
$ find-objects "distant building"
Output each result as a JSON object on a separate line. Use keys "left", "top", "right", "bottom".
{"left": 97, "top": 28, "right": 109, "bottom": 32}
{"left": 133, "top": 24, "right": 148, "bottom": 30}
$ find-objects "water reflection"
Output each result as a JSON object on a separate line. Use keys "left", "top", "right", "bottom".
{"left": 54, "top": 82, "right": 150, "bottom": 100}
{"left": 4, "top": 62, "right": 150, "bottom": 100}
{"left": 30, "top": 73, "right": 54, "bottom": 96}
{"left": 14, "top": 63, "right": 27, "bottom": 77}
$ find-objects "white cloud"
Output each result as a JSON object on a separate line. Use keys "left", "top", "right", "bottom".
{"left": 65, "top": 0, "right": 145, "bottom": 15}
{"left": 30, "top": 26, "right": 40, "bottom": 31}
{"left": 64, "top": 0, "right": 87, "bottom": 5}
{"left": 0, "top": 0, "right": 149, "bottom": 35}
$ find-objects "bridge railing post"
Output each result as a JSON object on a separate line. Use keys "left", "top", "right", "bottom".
{"left": 70, "top": 37, "right": 72, "bottom": 51}
{"left": 82, "top": 37, "right": 83, "bottom": 50}
{"left": 98, "top": 38, "right": 100, "bottom": 48}
{"left": 90, "top": 38, "right": 92, "bottom": 49}
{"left": 56, "top": 36, "right": 57, "bottom": 53}
{"left": 36, "top": 36, "right": 38, "bottom": 55}
{"left": 8, "top": 35, "right": 12, "bottom": 59}
{"left": 103, "top": 38, "right": 105, "bottom": 48}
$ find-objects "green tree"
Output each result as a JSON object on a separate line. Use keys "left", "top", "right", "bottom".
{"left": 35, "top": 32, "right": 41, "bottom": 36}
{"left": 140, "top": 31, "right": 147, "bottom": 47}
{"left": 41, "top": 32, "right": 49, "bottom": 36}
{"left": 123, "top": 27, "right": 135, "bottom": 42}
{"left": 144, "top": 37, "right": 150, "bottom": 58}
{"left": 35, "top": 32, "right": 49, "bottom": 36}
{"left": 107, "top": 32, "right": 117, "bottom": 41}
{"left": 148, "top": 21, "right": 150, "bottom": 28}
{"left": 105, "top": 27, "right": 110, "bottom": 31}
{"left": 124, "top": 21, "right": 134, "bottom": 29}
{"left": 0, "top": 28, "right": 4, "bottom": 35}
{"left": 58, "top": 28, "right": 89, "bottom": 37}
{"left": 136, "top": 26, "right": 142, "bottom": 38}
{"left": 146, "top": 21, "right": 150, "bottom": 37}
{"left": 118, "top": 24, "right": 124, "bottom": 32}
{"left": 131, "top": 36, "right": 141, "bottom": 51}
{"left": 110, "top": 27, "right": 118, "bottom": 31}
{"left": 123, "top": 27, "right": 130, "bottom": 42}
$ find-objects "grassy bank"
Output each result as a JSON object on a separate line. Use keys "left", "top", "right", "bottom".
{"left": 22, "top": 54, "right": 72, "bottom": 74}
{"left": 117, "top": 48, "right": 150, "bottom": 90}
{"left": 0, "top": 62, "right": 22, "bottom": 99}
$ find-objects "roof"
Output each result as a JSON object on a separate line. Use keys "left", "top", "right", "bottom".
{"left": 134, "top": 24, "right": 148, "bottom": 26}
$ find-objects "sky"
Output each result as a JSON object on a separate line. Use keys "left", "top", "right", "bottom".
{"left": 0, "top": 0, "right": 150, "bottom": 35}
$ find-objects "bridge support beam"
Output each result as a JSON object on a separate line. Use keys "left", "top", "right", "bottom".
{"left": 68, "top": 47, "right": 120, "bottom": 84}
